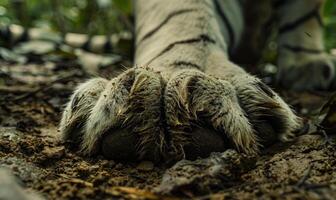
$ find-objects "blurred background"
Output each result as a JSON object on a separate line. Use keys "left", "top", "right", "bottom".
{"left": 0, "top": 0, "right": 133, "bottom": 36}
{"left": 0, "top": 0, "right": 335, "bottom": 47}
{"left": 0, "top": 0, "right": 335, "bottom": 64}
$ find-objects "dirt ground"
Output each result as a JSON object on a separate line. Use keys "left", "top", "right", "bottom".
{"left": 0, "top": 56, "right": 336, "bottom": 200}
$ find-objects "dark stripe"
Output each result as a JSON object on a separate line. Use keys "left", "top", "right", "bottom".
{"left": 279, "top": 4, "right": 323, "bottom": 34}
{"left": 147, "top": 34, "right": 215, "bottom": 65}
{"left": 172, "top": 61, "right": 202, "bottom": 70}
{"left": 138, "top": 9, "right": 196, "bottom": 45}
{"left": 281, "top": 44, "right": 323, "bottom": 54}
{"left": 213, "top": 0, "right": 235, "bottom": 52}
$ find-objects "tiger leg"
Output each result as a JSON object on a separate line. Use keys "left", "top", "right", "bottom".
{"left": 135, "top": 0, "right": 302, "bottom": 160}
{"left": 274, "top": 0, "right": 335, "bottom": 91}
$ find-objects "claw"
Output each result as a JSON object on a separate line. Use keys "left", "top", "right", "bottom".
{"left": 228, "top": 74, "right": 301, "bottom": 147}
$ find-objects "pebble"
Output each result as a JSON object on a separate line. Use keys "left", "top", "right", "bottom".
{"left": 42, "top": 146, "right": 65, "bottom": 159}
{"left": 0, "top": 168, "right": 44, "bottom": 200}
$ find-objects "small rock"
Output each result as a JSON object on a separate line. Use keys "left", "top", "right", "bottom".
{"left": 137, "top": 161, "right": 154, "bottom": 172}
{"left": 0, "top": 157, "right": 44, "bottom": 182}
{"left": 0, "top": 127, "right": 23, "bottom": 142}
{"left": 42, "top": 146, "right": 65, "bottom": 159}
{"left": 101, "top": 160, "right": 116, "bottom": 168}
{"left": 76, "top": 162, "right": 91, "bottom": 175}
{"left": 0, "top": 168, "right": 44, "bottom": 200}
{"left": 154, "top": 150, "right": 254, "bottom": 195}
{"left": 114, "top": 163, "right": 124, "bottom": 170}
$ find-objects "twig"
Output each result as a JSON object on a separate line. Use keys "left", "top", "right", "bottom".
{"left": 314, "top": 125, "right": 332, "bottom": 146}
{"left": 304, "top": 183, "right": 330, "bottom": 190}
{"left": 0, "top": 86, "right": 36, "bottom": 93}
{"left": 320, "top": 130, "right": 332, "bottom": 146}
{"left": 294, "top": 166, "right": 331, "bottom": 194}
{"left": 295, "top": 166, "right": 312, "bottom": 188}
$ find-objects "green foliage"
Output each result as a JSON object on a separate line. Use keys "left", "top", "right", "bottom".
{"left": 324, "top": 0, "right": 336, "bottom": 50}
{"left": 0, "top": 0, "right": 132, "bottom": 34}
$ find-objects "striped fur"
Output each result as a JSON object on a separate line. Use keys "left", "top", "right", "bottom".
{"left": 56, "top": 0, "right": 332, "bottom": 161}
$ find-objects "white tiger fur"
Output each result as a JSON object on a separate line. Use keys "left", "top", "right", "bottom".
{"left": 57, "top": 0, "right": 333, "bottom": 162}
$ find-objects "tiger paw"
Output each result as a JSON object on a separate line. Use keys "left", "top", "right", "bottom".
{"left": 60, "top": 68, "right": 303, "bottom": 163}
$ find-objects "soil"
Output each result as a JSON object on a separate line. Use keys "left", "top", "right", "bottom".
{"left": 0, "top": 58, "right": 335, "bottom": 200}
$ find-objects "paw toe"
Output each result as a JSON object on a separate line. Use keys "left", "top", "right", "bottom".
{"left": 164, "top": 70, "right": 259, "bottom": 158}
{"left": 60, "top": 68, "right": 165, "bottom": 161}
{"left": 278, "top": 59, "right": 335, "bottom": 91}
{"left": 81, "top": 68, "right": 165, "bottom": 160}
{"left": 59, "top": 78, "right": 108, "bottom": 145}
{"left": 230, "top": 75, "right": 302, "bottom": 146}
